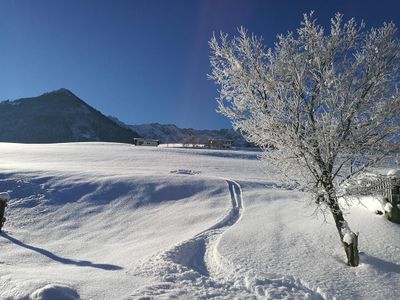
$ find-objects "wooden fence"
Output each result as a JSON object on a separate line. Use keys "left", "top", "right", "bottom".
{"left": 351, "top": 176, "right": 400, "bottom": 203}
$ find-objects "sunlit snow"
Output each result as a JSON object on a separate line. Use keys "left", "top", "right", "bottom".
{"left": 0, "top": 143, "right": 399, "bottom": 299}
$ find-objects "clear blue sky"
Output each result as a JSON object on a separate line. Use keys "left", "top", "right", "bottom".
{"left": 1, "top": 0, "right": 399, "bottom": 129}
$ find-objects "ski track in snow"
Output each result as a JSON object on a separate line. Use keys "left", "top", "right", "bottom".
{"left": 130, "top": 178, "right": 325, "bottom": 299}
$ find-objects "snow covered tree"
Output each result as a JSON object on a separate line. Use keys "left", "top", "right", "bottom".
{"left": 209, "top": 12, "right": 400, "bottom": 267}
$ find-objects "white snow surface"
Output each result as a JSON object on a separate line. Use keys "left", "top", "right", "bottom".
{"left": 0, "top": 142, "right": 399, "bottom": 299}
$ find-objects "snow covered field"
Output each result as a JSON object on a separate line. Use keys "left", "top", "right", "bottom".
{"left": 0, "top": 143, "right": 399, "bottom": 299}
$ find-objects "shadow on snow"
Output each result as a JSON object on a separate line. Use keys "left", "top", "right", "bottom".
{"left": 361, "top": 253, "right": 400, "bottom": 274}
{"left": 0, "top": 232, "right": 123, "bottom": 271}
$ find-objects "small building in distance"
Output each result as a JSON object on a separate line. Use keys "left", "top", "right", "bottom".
{"left": 133, "top": 138, "right": 160, "bottom": 146}
{"left": 207, "top": 139, "right": 233, "bottom": 149}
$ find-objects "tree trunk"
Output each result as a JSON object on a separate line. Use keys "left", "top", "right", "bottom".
{"left": 343, "top": 232, "right": 359, "bottom": 266}
{"left": 328, "top": 197, "right": 359, "bottom": 267}
{"left": 0, "top": 200, "right": 6, "bottom": 232}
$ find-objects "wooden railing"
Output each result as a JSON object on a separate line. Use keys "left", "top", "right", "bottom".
{"left": 349, "top": 176, "right": 400, "bottom": 202}
{"left": 348, "top": 174, "right": 400, "bottom": 223}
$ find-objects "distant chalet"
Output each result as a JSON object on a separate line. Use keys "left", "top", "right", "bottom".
{"left": 207, "top": 139, "right": 233, "bottom": 149}
{"left": 133, "top": 138, "right": 160, "bottom": 146}
{"left": 134, "top": 138, "right": 233, "bottom": 149}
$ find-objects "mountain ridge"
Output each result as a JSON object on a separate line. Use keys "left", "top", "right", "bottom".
{"left": 109, "top": 117, "right": 250, "bottom": 147}
{"left": 0, "top": 88, "right": 248, "bottom": 146}
{"left": 0, "top": 89, "right": 140, "bottom": 143}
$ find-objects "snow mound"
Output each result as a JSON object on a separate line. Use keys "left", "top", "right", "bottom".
{"left": 384, "top": 202, "right": 393, "bottom": 213}
{"left": 343, "top": 233, "right": 353, "bottom": 245}
{"left": 170, "top": 169, "right": 201, "bottom": 175}
{"left": 30, "top": 284, "right": 80, "bottom": 300}
{"left": 0, "top": 192, "right": 10, "bottom": 201}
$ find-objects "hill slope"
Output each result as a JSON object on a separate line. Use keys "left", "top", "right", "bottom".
{"left": 0, "top": 89, "right": 139, "bottom": 143}
{"left": 0, "top": 143, "right": 399, "bottom": 299}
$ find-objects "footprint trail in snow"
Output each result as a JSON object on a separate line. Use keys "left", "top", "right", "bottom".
{"left": 130, "top": 179, "right": 324, "bottom": 299}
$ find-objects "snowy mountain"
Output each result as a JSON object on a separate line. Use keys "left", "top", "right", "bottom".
{"left": 0, "top": 89, "right": 140, "bottom": 143}
{"left": 109, "top": 117, "right": 250, "bottom": 147}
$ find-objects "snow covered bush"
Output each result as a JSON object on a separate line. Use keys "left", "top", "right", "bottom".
{"left": 30, "top": 284, "right": 80, "bottom": 300}
{"left": 209, "top": 12, "right": 400, "bottom": 266}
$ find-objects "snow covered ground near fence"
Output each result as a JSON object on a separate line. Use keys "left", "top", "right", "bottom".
{"left": 0, "top": 142, "right": 399, "bottom": 299}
